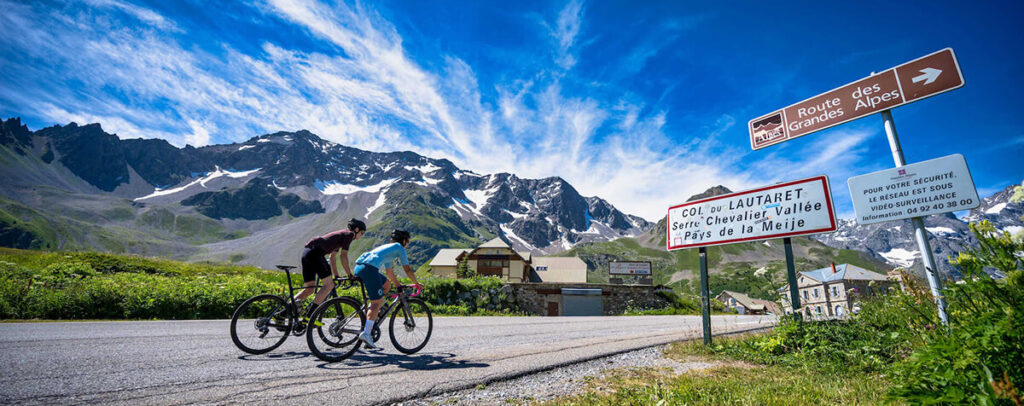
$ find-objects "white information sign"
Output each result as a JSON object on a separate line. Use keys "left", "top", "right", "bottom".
{"left": 847, "top": 154, "right": 979, "bottom": 225}
{"left": 609, "top": 261, "right": 652, "bottom": 275}
{"left": 667, "top": 175, "right": 838, "bottom": 250}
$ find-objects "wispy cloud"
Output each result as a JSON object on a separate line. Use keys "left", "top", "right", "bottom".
{"left": 0, "top": 0, "right": 889, "bottom": 221}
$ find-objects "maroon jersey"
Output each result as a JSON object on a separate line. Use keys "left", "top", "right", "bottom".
{"left": 305, "top": 229, "right": 355, "bottom": 253}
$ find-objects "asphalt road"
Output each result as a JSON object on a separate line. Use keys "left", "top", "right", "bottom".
{"left": 0, "top": 315, "right": 775, "bottom": 405}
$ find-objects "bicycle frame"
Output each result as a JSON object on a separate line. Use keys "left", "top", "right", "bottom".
{"left": 339, "top": 276, "right": 417, "bottom": 328}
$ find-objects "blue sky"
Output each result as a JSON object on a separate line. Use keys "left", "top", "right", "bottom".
{"left": 1, "top": 0, "right": 1021, "bottom": 220}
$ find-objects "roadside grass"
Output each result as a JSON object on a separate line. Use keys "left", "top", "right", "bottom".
{"left": 551, "top": 221, "right": 1024, "bottom": 405}
{"left": 549, "top": 358, "right": 889, "bottom": 405}
{"left": 0, "top": 248, "right": 533, "bottom": 319}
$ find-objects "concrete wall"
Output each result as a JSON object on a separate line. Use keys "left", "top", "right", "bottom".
{"left": 509, "top": 283, "right": 672, "bottom": 316}
{"left": 509, "top": 261, "right": 525, "bottom": 283}
{"left": 433, "top": 265, "right": 457, "bottom": 278}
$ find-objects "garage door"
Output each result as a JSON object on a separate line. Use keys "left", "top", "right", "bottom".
{"left": 561, "top": 288, "right": 602, "bottom": 316}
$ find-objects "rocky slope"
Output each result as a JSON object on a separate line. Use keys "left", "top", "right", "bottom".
{"left": 0, "top": 117, "right": 652, "bottom": 266}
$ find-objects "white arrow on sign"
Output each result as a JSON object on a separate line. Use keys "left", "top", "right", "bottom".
{"left": 913, "top": 67, "right": 942, "bottom": 85}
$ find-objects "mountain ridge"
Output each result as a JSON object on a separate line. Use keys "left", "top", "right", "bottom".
{"left": 0, "top": 118, "right": 652, "bottom": 266}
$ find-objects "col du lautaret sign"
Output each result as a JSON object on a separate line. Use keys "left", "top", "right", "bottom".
{"left": 848, "top": 154, "right": 980, "bottom": 225}
{"left": 667, "top": 176, "right": 838, "bottom": 250}
{"left": 749, "top": 48, "right": 964, "bottom": 150}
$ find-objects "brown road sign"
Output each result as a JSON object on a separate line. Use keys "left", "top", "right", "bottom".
{"left": 750, "top": 48, "right": 964, "bottom": 150}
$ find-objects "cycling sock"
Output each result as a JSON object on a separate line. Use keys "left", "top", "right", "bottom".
{"left": 361, "top": 320, "right": 374, "bottom": 336}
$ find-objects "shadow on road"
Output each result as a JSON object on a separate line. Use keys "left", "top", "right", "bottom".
{"left": 238, "top": 351, "right": 314, "bottom": 361}
{"left": 317, "top": 351, "right": 489, "bottom": 371}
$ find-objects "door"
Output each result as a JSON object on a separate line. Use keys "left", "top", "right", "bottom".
{"left": 547, "top": 301, "right": 559, "bottom": 316}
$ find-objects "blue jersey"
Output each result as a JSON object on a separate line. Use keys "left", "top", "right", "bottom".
{"left": 355, "top": 243, "right": 410, "bottom": 270}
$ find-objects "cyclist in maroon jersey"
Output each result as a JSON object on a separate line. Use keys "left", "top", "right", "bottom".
{"left": 292, "top": 218, "right": 367, "bottom": 320}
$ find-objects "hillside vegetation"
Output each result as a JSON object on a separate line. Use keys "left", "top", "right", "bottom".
{"left": 553, "top": 221, "right": 1024, "bottom": 405}
{"left": 0, "top": 248, "right": 582, "bottom": 319}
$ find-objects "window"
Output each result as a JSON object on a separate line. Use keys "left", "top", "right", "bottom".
{"left": 802, "top": 290, "right": 808, "bottom": 300}
{"left": 813, "top": 288, "right": 820, "bottom": 298}
{"left": 835, "top": 305, "right": 844, "bottom": 316}
{"left": 832, "top": 286, "right": 839, "bottom": 297}
{"left": 815, "top": 306, "right": 822, "bottom": 314}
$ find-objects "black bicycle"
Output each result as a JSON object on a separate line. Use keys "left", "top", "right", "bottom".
{"left": 306, "top": 277, "right": 432, "bottom": 362}
{"left": 229, "top": 265, "right": 358, "bottom": 355}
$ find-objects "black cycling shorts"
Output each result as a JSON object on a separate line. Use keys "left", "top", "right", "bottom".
{"left": 300, "top": 247, "right": 331, "bottom": 282}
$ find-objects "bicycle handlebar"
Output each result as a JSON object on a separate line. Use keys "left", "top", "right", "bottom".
{"left": 389, "top": 284, "right": 423, "bottom": 298}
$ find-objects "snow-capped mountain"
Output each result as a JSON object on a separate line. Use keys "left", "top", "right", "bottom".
{"left": 0, "top": 118, "right": 651, "bottom": 263}
{"left": 814, "top": 183, "right": 1022, "bottom": 279}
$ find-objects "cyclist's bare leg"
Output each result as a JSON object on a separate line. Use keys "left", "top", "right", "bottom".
{"left": 292, "top": 281, "right": 316, "bottom": 306}
{"left": 311, "top": 278, "right": 334, "bottom": 306}
{"left": 366, "top": 298, "right": 383, "bottom": 321}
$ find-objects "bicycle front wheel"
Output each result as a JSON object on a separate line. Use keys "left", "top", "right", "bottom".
{"left": 230, "top": 294, "right": 292, "bottom": 354}
{"left": 389, "top": 298, "right": 432, "bottom": 354}
{"left": 306, "top": 296, "right": 365, "bottom": 362}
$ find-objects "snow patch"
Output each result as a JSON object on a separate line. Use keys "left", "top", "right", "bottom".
{"left": 880, "top": 248, "right": 920, "bottom": 267}
{"left": 926, "top": 227, "right": 955, "bottom": 235}
{"left": 985, "top": 202, "right": 1007, "bottom": 214}
{"left": 257, "top": 138, "right": 272, "bottom": 143}
{"left": 134, "top": 167, "right": 260, "bottom": 201}
{"left": 411, "top": 163, "right": 442, "bottom": 174}
{"left": 315, "top": 178, "right": 398, "bottom": 195}
{"left": 463, "top": 187, "right": 498, "bottom": 208}
{"left": 504, "top": 210, "right": 527, "bottom": 220}
{"left": 366, "top": 191, "right": 387, "bottom": 215}
{"left": 238, "top": 144, "right": 255, "bottom": 151}
{"left": 1003, "top": 226, "right": 1023, "bottom": 235}
{"left": 500, "top": 224, "right": 537, "bottom": 251}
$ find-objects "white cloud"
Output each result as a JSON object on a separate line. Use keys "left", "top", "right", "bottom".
{"left": 553, "top": 0, "right": 584, "bottom": 70}
{"left": 1, "top": 0, "right": 883, "bottom": 222}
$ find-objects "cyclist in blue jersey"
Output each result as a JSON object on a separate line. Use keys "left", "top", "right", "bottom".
{"left": 354, "top": 229, "right": 421, "bottom": 350}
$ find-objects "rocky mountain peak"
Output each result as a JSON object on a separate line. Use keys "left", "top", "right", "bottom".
{"left": 687, "top": 185, "right": 733, "bottom": 201}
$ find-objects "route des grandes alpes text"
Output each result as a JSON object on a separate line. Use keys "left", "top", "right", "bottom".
{"left": 749, "top": 49, "right": 963, "bottom": 149}
{"left": 667, "top": 176, "right": 837, "bottom": 250}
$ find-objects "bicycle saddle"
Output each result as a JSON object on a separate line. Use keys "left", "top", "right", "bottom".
{"left": 275, "top": 265, "right": 298, "bottom": 271}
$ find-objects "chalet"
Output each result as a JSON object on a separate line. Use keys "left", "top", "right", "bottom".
{"left": 426, "top": 237, "right": 587, "bottom": 283}
{"left": 779, "top": 263, "right": 897, "bottom": 319}
{"left": 715, "top": 290, "right": 781, "bottom": 315}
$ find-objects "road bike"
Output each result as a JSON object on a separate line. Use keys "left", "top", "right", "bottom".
{"left": 306, "top": 276, "right": 432, "bottom": 362}
{"left": 229, "top": 265, "right": 357, "bottom": 355}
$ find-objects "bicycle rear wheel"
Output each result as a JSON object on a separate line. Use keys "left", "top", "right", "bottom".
{"left": 389, "top": 298, "right": 432, "bottom": 354}
{"left": 230, "top": 294, "right": 292, "bottom": 354}
{"left": 306, "top": 296, "right": 365, "bottom": 362}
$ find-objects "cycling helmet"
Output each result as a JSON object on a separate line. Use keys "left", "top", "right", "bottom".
{"left": 347, "top": 218, "right": 367, "bottom": 233}
{"left": 390, "top": 229, "right": 411, "bottom": 242}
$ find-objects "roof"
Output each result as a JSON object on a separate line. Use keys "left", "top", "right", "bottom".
{"left": 753, "top": 299, "right": 783, "bottom": 315}
{"left": 516, "top": 251, "right": 532, "bottom": 262}
{"left": 428, "top": 249, "right": 468, "bottom": 267}
{"left": 479, "top": 237, "right": 510, "bottom": 249}
{"left": 800, "top": 264, "right": 889, "bottom": 283}
{"left": 717, "top": 290, "right": 766, "bottom": 311}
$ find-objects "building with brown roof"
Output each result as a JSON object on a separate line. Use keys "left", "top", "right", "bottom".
{"left": 426, "top": 237, "right": 588, "bottom": 283}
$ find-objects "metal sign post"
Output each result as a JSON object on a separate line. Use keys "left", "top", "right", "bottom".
{"left": 879, "top": 110, "right": 949, "bottom": 324}
{"left": 783, "top": 237, "right": 802, "bottom": 321}
{"left": 699, "top": 247, "right": 712, "bottom": 345}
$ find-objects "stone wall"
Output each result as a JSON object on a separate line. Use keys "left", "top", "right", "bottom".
{"left": 509, "top": 283, "right": 671, "bottom": 316}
